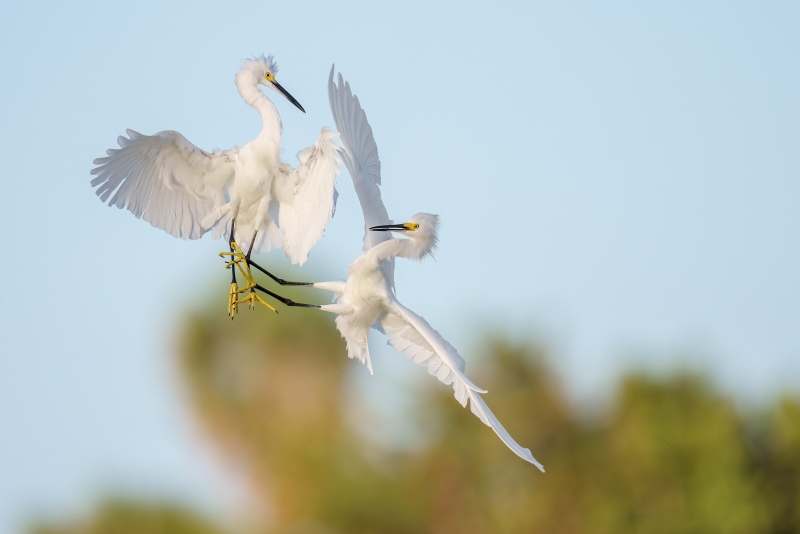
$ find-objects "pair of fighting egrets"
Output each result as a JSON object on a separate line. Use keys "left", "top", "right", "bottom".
{"left": 91, "top": 56, "right": 544, "bottom": 471}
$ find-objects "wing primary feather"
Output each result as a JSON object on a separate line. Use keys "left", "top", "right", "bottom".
{"left": 468, "top": 392, "right": 545, "bottom": 471}
{"left": 379, "top": 301, "right": 544, "bottom": 468}
{"left": 328, "top": 67, "right": 392, "bottom": 254}
{"left": 91, "top": 129, "right": 233, "bottom": 240}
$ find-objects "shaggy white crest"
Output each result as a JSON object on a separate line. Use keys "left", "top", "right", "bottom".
{"left": 238, "top": 54, "right": 278, "bottom": 83}
{"left": 404, "top": 212, "right": 439, "bottom": 260}
{"left": 235, "top": 55, "right": 280, "bottom": 103}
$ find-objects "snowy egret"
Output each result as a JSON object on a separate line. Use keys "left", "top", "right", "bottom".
{"left": 90, "top": 55, "right": 341, "bottom": 316}
{"left": 237, "top": 67, "right": 544, "bottom": 469}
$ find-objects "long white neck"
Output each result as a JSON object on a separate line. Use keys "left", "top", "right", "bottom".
{"left": 236, "top": 72, "right": 282, "bottom": 149}
{"left": 368, "top": 237, "right": 431, "bottom": 263}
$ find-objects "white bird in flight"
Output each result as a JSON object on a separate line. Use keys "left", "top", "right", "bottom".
{"left": 238, "top": 67, "right": 544, "bottom": 469}
{"left": 90, "top": 55, "right": 340, "bottom": 315}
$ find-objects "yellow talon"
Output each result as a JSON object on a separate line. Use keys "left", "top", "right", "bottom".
{"left": 227, "top": 282, "right": 240, "bottom": 318}
{"left": 225, "top": 259, "right": 252, "bottom": 282}
{"left": 236, "top": 281, "right": 257, "bottom": 294}
{"left": 220, "top": 242, "right": 255, "bottom": 285}
{"left": 219, "top": 242, "right": 246, "bottom": 263}
{"left": 237, "top": 291, "right": 278, "bottom": 314}
{"left": 223, "top": 241, "right": 274, "bottom": 316}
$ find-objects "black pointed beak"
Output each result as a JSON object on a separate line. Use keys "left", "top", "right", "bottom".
{"left": 369, "top": 224, "right": 408, "bottom": 232}
{"left": 273, "top": 81, "right": 306, "bottom": 113}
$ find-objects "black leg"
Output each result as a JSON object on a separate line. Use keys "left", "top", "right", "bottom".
{"left": 233, "top": 226, "right": 312, "bottom": 287}
{"left": 218, "top": 226, "right": 321, "bottom": 313}
{"left": 247, "top": 229, "right": 258, "bottom": 260}
{"left": 246, "top": 260, "right": 314, "bottom": 287}
{"left": 245, "top": 230, "right": 260, "bottom": 299}
{"left": 225, "top": 218, "right": 242, "bottom": 319}
{"left": 252, "top": 283, "right": 321, "bottom": 309}
{"left": 229, "top": 218, "right": 237, "bottom": 285}
{"left": 239, "top": 229, "right": 318, "bottom": 310}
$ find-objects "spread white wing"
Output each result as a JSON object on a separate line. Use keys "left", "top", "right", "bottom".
{"left": 275, "top": 127, "right": 341, "bottom": 265}
{"left": 379, "top": 298, "right": 545, "bottom": 470}
{"left": 328, "top": 65, "right": 395, "bottom": 289}
{"left": 90, "top": 129, "right": 235, "bottom": 240}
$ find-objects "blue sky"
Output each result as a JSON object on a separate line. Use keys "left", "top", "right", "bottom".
{"left": 1, "top": 1, "right": 799, "bottom": 532}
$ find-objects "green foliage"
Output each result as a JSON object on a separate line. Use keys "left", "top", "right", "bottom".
{"left": 29, "top": 284, "right": 800, "bottom": 533}
{"left": 29, "top": 500, "right": 227, "bottom": 534}
{"left": 752, "top": 398, "right": 800, "bottom": 533}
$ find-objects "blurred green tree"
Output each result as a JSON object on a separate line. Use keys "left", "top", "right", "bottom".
{"left": 752, "top": 397, "right": 800, "bottom": 534}
{"left": 29, "top": 276, "right": 800, "bottom": 533}
{"left": 29, "top": 499, "right": 229, "bottom": 534}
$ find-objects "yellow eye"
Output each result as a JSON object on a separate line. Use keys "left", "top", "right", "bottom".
{"left": 403, "top": 223, "right": 420, "bottom": 231}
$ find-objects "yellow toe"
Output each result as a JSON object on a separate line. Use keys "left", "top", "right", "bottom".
{"left": 236, "top": 292, "right": 278, "bottom": 314}
{"left": 227, "top": 282, "right": 240, "bottom": 318}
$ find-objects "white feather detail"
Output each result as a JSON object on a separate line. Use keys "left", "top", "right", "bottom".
{"left": 379, "top": 299, "right": 544, "bottom": 470}
{"left": 380, "top": 301, "right": 486, "bottom": 394}
{"left": 276, "top": 127, "right": 341, "bottom": 265}
{"left": 334, "top": 315, "right": 373, "bottom": 375}
{"left": 91, "top": 129, "right": 234, "bottom": 239}
{"left": 467, "top": 392, "right": 545, "bottom": 471}
{"left": 328, "top": 66, "right": 396, "bottom": 291}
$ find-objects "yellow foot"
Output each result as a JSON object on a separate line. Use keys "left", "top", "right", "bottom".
{"left": 237, "top": 291, "right": 278, "bottom": 314}
{"left": 219, "top": 242, "right": 254, "bottom": 285}
{"left": 227, "top": 282, "right": 240, "bottom": 318}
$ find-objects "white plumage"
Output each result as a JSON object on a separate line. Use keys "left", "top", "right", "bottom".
{"left": 91, "top": 55, "right": 340, "bottom": 265}
{"left": 311, "top": 67, "right": 545, "bottom": 470}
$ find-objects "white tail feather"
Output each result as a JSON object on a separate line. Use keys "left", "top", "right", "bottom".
{"left": 335, "top": 316, "right": 374, "bottom": 375}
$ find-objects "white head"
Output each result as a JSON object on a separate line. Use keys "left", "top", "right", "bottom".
{"left": 370, "top": 212, "right": 440, "bottom": 260}
{"left": 236, "top": 54, "right": 305, "bottom": 112}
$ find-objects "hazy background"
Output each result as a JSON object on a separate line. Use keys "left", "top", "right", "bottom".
{"left": 1, "top": 1, "right": 799, "bottom": 532}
